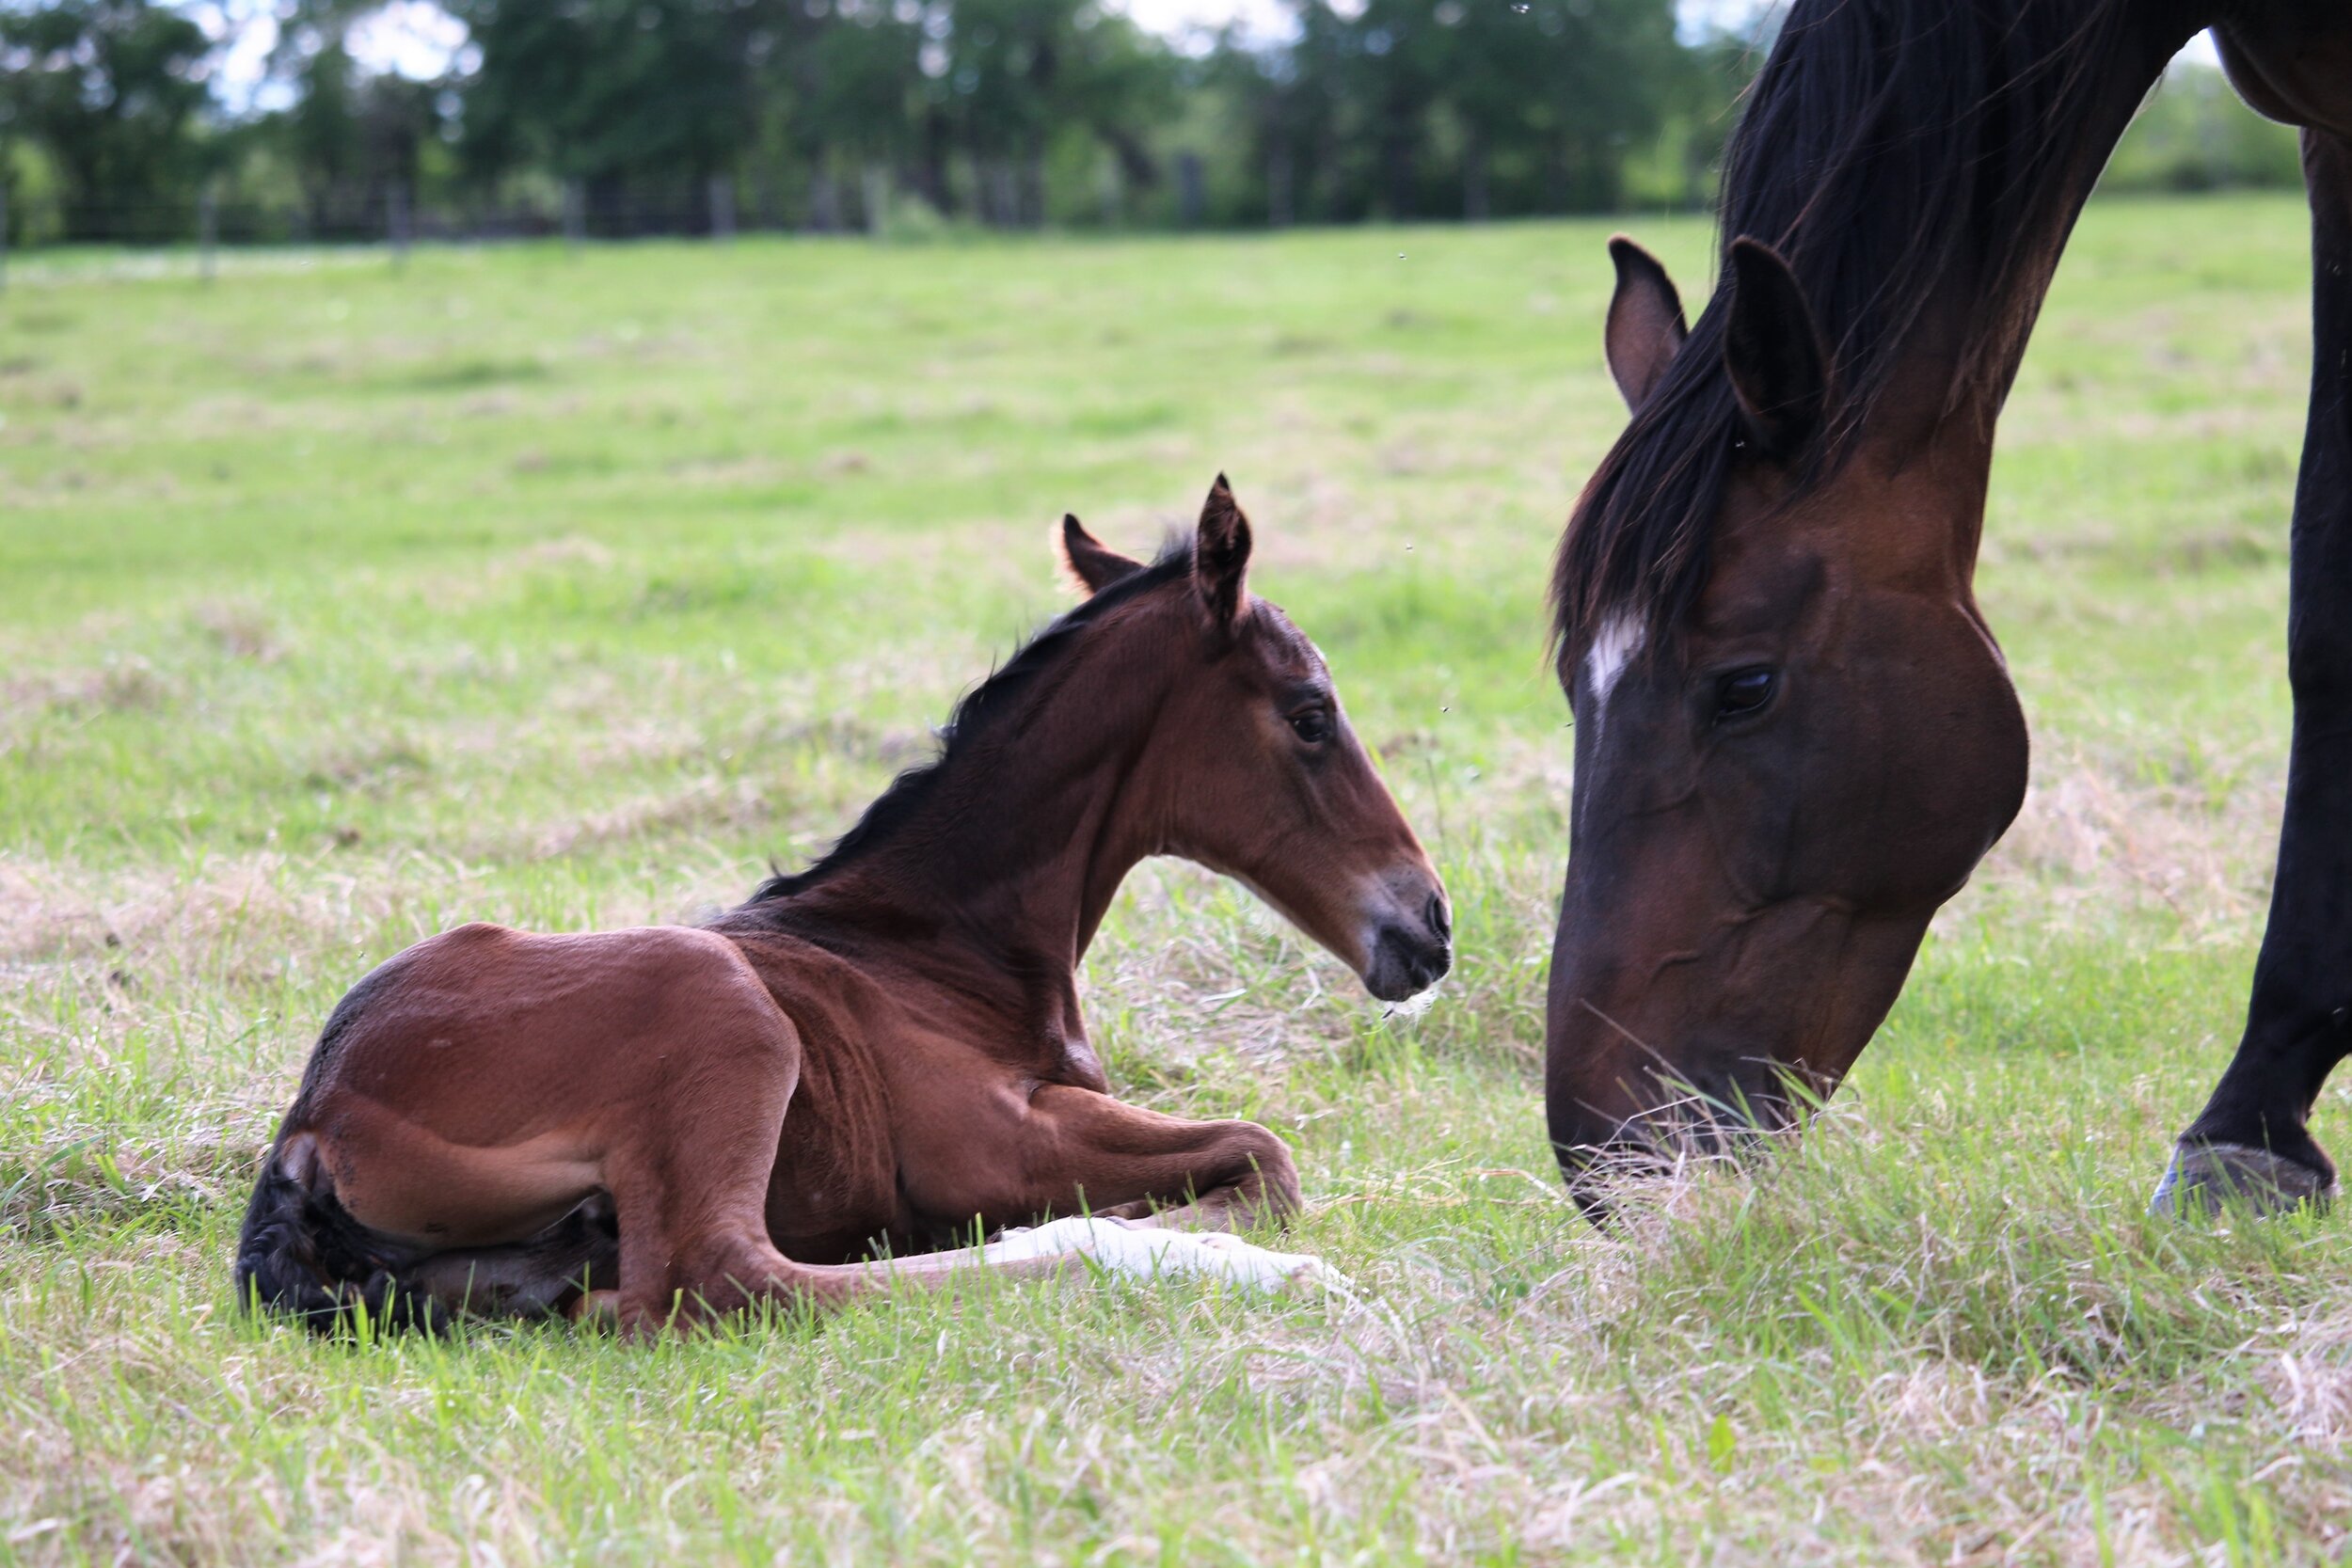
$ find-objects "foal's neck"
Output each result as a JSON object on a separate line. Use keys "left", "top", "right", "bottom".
{"left": 782, "top": 614, "right": 1180, "bottom": 1012}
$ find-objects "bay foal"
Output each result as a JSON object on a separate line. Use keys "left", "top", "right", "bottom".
{"left": 236, "top": 479, "right": 1451, "bottom": 1333}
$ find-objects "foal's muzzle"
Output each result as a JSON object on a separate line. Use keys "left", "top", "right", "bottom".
{"left": 1363, "top": 892, "right": 1452, "bottom": 1002}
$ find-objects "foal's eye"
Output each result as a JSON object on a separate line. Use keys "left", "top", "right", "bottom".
{"left": 1289, "top": 708, "right": 1333, "bottom": 744}
{"left": 1714, "top": 668, "right": 1777, "bottom": 721}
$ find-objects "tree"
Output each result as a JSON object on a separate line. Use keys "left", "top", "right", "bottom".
{"left": 1211, "top": 0, "right": 1692, "bottom": 222}
{"left": 451, "top": 0, "right": 783, "bottom": 225}
{"left": 784, "top": 0, "right": 926, "bottom": 229}
{"left": 934, "top": 0, "right": 1169, "bottom": 225}
{"left": 268, "top": 24, "right": 447, "bottom": 238}
{"left": 0, "top": 0, "right": 215, "bottom": 242}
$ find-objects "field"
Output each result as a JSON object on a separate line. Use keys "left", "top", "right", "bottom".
{"left": 1, "top": 196, "right": 2344, "bottom": 1564}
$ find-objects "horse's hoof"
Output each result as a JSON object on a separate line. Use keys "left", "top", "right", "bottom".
{"left": 2150, "top": 1142, "right": 2334, "bottom": 1218}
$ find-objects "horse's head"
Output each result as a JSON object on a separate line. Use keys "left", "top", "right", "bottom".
{"left": 1546, "top": 238, "right": 2028, "bottom": 1215}
{"left": 1061, "top": 478, "right": 1450, "bottom": 1004}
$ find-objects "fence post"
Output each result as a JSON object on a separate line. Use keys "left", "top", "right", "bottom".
{"left": 563, "top": 178, "right": 585, "bottom": 248}
{"left": 1176, "top": 152, "right": 1205, "bottom": 229}
{"left": 1097, "top": 154, "right": 1121, "bottom": 229}
{"left": 199, "top": 182, "right": 218, "bottom": 283}
{"left": 708, "top": 174, "right": 735, "bottom": 241}
{"left": 387, "top": 182, "right": 412, "bottom": 270}
{"left": 1267, "top": 149, "right": 1295, "bottom": 229}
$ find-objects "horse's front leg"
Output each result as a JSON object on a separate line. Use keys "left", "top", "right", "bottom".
{"left": 2156, "top": 127, "right": 2352, "bottom": 1216}
{"left": 903, "top": 1085, "right": 1303, "bottom": 1237}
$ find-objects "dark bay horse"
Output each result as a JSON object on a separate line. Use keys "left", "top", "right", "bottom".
{"left": 236, "top": 478, "right": 1451, "bottom": 1333}
{"left": 1546, "top": 0, "right": 2352, "bottom": 1216}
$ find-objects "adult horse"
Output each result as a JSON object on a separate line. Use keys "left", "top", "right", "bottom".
{"left": 237, "top": 479, "right": 1452, "bottom": 1334}
{"left": 1546, "top": 0, "right": 2351, "bottom": 1216}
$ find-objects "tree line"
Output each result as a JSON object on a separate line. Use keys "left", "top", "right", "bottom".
{"left": 0, "top": 0, "right": 2307, "bottom": 246}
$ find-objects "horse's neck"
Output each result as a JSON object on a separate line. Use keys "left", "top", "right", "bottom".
{"left": 1901, "top": 6, "right": 2205, "bottom": 445}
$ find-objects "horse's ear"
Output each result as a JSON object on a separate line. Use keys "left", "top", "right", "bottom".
{"left": 1723, "top": 237, "right": 1829, "bottom": 459}
{"left": 1059, "top": 513, "right": 1141, "bottom": 594}
{"left": 1604, "top": 234, "right": 1687, "bottom": 411}
{"left": 1193, "top": 474, "right": 1252, "bottom": 626}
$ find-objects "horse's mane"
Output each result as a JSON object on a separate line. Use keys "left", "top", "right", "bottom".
{"left": 1550, "top": 0, "right": 2137, "bottom": 650}
{"left": 746, "top": 541, "right": 1191, "bottom": 904}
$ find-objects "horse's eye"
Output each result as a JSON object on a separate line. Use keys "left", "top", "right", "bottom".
{"left": 1715, "top": 668, "right": 1777, "bottom": 720}
{"left": 1289, "top": 708, "right": 1333, "bottom": 744}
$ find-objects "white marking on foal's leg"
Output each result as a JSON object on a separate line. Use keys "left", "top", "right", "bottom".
{"left": 988, "top": 1217, "right": 1343, "bottom": 1292}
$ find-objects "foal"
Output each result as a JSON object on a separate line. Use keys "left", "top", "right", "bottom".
{"left": 236, "top": 478, "right": 1451, "bottom": 1334}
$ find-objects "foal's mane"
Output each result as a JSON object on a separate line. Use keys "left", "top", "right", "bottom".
{"left": 1550, "top": 0, "right": 2135, "bottom": 650}
{"left": 746, "top": 541, "right": 1192, "bottom": 904}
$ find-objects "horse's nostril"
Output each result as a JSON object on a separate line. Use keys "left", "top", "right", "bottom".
{"left": 1425, "top": 893, "right": 1451, "bottom": 943}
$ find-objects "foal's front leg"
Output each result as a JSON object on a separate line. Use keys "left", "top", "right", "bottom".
{"left": 907, "top": 1085, "right": 1303, "bottom": 1237}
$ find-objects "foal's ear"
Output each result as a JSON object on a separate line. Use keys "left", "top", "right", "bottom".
{"left": 1604, "top": 234, "right": 1687, "bottom": 412}
{"left": 1194, "top": 474, "right": 1252, "bottom": 627}
{"left": 1723, "top": 237, "right": 1830, "bottom": 460}
{"left": 1058, "top": 513, "right": 1142, "bottom": 594}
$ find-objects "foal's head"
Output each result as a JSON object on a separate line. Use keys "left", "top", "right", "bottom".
{"left": 1062, "top": 479, "right": 1451, "bottom": 1003}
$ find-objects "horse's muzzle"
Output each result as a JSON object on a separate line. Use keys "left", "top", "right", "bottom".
{"left": 1553, "top": 1075, "right": 1799, "bottom": 1223}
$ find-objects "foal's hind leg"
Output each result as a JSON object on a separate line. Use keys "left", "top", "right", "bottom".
{"left": 401, "top": 1195, "right": 620, "bottom": 1320}
{"left": 596, "top": 1007, "right": 862, "bottom": 1332}
{"left": 593, "top": 1007, "right": 1085, "bottom": 1330}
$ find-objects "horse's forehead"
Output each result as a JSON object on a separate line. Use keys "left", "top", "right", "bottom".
{"left": 1574, "top": 537, "right": 1826, "bottom": 689}
{"left": 1248, "top": 603, "right": 1327, "bottom": 680}
{"left": 1686, "top": 508, "right": 1837, "bottom": 640}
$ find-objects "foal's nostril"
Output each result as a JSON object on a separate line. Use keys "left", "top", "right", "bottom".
{"left": 1366, "top": 917, "right": 1450, "bottom": 1001}
{"left": 1425, "top": 893, "right": 1452, "bottom": 945}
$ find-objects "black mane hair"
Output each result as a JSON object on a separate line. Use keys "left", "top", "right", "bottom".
{"left": 1550, "top": 0, "right": 2141, "bottom": 652}
{"left": 745, "top": 540, "right": 1193, "bottom": 903}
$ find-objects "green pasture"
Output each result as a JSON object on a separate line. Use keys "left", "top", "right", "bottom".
{"left": 2, "top": 197, "right": 2344, "bottom": 1563}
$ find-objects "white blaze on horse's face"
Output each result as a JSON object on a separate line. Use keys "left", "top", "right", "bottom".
{"left": 1582, "top": 612, "right": 1645, "bottom": 736}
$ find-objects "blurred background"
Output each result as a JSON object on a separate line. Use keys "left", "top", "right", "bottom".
{"left": 0, "top": 0, "right": 2310, "bottom": 251}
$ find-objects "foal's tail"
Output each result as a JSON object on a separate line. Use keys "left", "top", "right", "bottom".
{"left": 233, "top": 1135, "right": 448, "bottom": 1336}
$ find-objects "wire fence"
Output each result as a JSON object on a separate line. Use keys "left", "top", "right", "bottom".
{"left": 0, "top": 167, "right": 1009, "bottom": 283}
{"left": 12, "top": 180, "right": 822, "bottom": 245}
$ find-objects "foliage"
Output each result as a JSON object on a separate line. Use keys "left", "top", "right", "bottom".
{"left": 450, "top": 0, "right": 778, "bottom": 187}
{"left": 2102, "top": 61, "right": 2306, "bottom": 195}
{"left": 1202, "top": 0, "right": 1700, "bottom": 224}
{"left": 0, "top": 0, "right": 214, "bottom": 241}
{"left": 269, "top": 37, "right": 446, "bottom": 235}
{"left": 0, "top": 2, "right": 2315, "bottom": 239}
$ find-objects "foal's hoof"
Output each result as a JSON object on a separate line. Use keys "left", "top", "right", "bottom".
{"left": 2150, "top": 1142, "right": 2335, "bottom": 1218}
{"left": 568, "top": 1290, "right": 622, "bottom": 1325}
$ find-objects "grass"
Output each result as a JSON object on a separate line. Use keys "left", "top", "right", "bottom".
{"left": 1, "top": 195, "right": 2344, "bottom": 1563}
